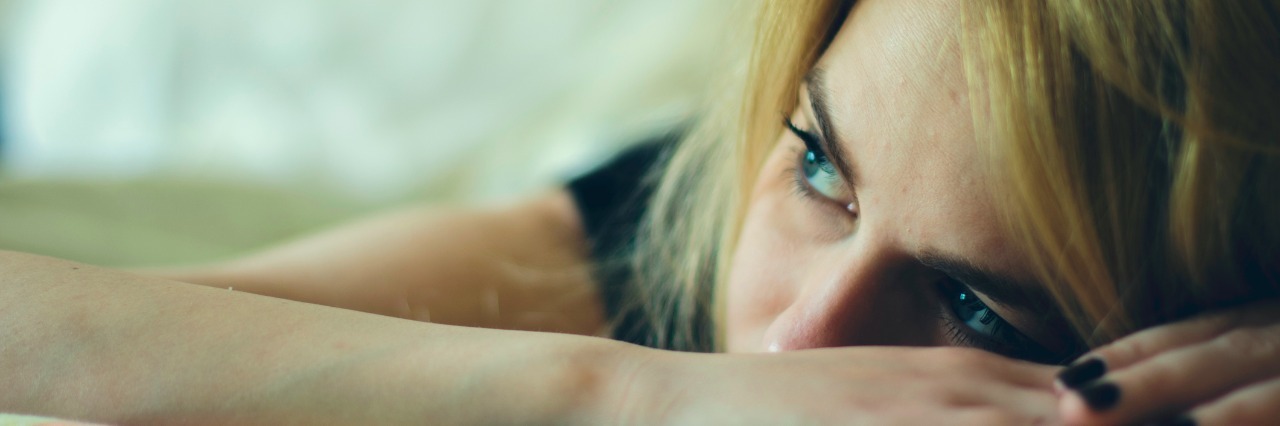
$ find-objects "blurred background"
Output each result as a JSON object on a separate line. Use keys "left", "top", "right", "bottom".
{"left": 0, "top": 0, "right": 742, "bottom": 266}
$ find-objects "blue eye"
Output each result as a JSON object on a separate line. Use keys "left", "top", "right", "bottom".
{"left": 948, "top": 285, "right": 1008, "bottom": 337}
{"left": 785, "top": 119, "right": 845, "bottom": 201}
{"left": 800, "top": 146, "right": 844, "bottom": 200}
{"left": 940, "top": 279, "right": 1058, "bottom": 363}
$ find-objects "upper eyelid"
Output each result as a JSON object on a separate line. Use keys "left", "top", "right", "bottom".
{"left": 784, "top": 117, "right": 823, "bottom": 149}
{"left": 945, "top": 275, "right": 1016, "bottom": 325}
{"left": 791, "top": 80, "right": 835, "bottom": 147}
{"left": 796, "top": 81, "right": 861, "bottom": 210}
{"left": 792, "top": 90, "right": 822, "bottom": 143}
{"left": 938, "top": 279, "right": 1060, "bottom": 362}
{"left": 943, "top": 276, "right": 1060, "bottom": 358}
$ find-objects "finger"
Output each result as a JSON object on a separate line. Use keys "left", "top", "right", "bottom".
{"left": 892, "top": 349, "right": 1063, "bottom": 420}
{"left": 1059, "top": 324, "right": 1280, "bottom": 426}
{"left": 917, "top": 407, "right": 1055, "bottom": 426}
{"left": 1058, "top": 300, "right": 1280, "bottom": 390}
{"left": 816, "top": 346, "right": 1059, "bottom": 389}
{"left": 1055, "top": 320, "right": 1226, "bottom": 392}
{"left": 971, "top": 382, "right": 1061, "bottom": 422}
{"left": 1191, "top": 377, "right": 1280, "bottom": 426}
{"left": 914, "top": 347, "right": 1060, "bottom": 389}
{"left": 1055, "top": 318, "right": 1228, "bottom": 392}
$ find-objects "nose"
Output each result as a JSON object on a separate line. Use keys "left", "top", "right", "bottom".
{"left": 761, "top": 249, "right": 927, "bottom": 352}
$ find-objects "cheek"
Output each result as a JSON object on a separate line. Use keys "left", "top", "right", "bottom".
{"left": 724, "top": 144, "right": 819, "bottom": 353}
{"left": 724, "top": 203, "right": 798, "bottom": 353}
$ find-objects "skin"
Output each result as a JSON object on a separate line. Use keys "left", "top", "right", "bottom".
{"left": 2, "top": 0, "right": 1277, "bottom": 423}
{"left": 1059, "top": 301, "right": 1280, "bottom": 425}
{"left": 0, "top": 191, "right": 622, "bottom": 424}
{"left": 726, "top": 0, "right": 1044, "bottom": 353}
{"left": 151, "top": 192, "right": 605, "bottom": 336}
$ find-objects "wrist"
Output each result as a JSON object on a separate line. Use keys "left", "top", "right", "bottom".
{"left": 553, "top": 339, "right": 659, "bottom": 425}
{"left": 447, "top": 333, "right": 658, "bottom": 425}
{"left": 588, "top": 344, "right": 697, "bottom": 425}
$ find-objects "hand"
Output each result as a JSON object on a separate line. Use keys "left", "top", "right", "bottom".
{"left": 611, "top": 346, "right": 1061, "bottom": 425}
{"left": 1054, "top": 300, "right": 1280, "bottom": 425}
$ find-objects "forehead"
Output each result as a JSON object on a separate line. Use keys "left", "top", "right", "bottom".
{"left": 813, "top": 0, "right": 1026, "bottom": 274}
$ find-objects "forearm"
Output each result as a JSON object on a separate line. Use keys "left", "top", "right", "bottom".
{"left": 141, "top": 191, "right": 604, "bottom": 336}
{"left": 0, "top": 251, "right": 628, "bottom": 425}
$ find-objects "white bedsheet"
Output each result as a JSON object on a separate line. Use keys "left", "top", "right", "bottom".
{"left": 1, "top": 0, "right": 742, "bottom": 203}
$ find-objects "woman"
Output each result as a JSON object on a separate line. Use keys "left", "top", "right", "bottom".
{"left": 3, "top": 0, "right": 1278, "bottom": 424}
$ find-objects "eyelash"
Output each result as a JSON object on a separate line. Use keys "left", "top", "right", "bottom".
{"left": 785, "top": 153, "right": 821, "bottom": 204}
{"left": 785, "top": 117, "right": 825, "bottom": 156}
{"left": 782, "top": 117, "right": 847, "bottom": 213}
{"left": 934, "top": 279, "right": 1017, "bottom": 355}
{"left": 935, "top": 278, "right": 1061, "bottom": 364}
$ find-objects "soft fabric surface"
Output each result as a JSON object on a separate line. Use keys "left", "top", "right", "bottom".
{"left": 2, "top": 0, "right": 740, "bottom": 203}
{"left": 0, "top": 0, "right": 742, "bottom": 266}
{"left": 0, "top": 178, "right": 370, "bottom": 266}
{"left": 0, "top": 0, "right": 745, "bottom": 267}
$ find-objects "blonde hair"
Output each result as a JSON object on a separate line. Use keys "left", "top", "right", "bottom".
{"left": 626, "top": 0, "right": 1280, "bottom": 352}
{"left": 973, "top": 1, "right": 1280, "bottom": 345}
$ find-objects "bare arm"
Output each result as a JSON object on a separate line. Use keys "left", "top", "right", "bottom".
{"left": 0, "top": 249, "right": 1069, "bottom": 424}
{"left": 0, "top": 191, "right": 1073, "bottom": 424}
{"left": 146, "top": 190, "right": 605, "bottom": 336}
{"left": 0, "top": 250, "right": 630, "bottom": 424}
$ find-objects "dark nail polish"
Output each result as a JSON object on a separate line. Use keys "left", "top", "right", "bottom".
{"left": 1077, "top": 381, "right": 1121, "bottom": 411}
{"left": 1057, "top": 358, "right": 1107, "bottom": 389}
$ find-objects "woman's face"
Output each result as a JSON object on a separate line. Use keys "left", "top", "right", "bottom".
{"left": 726, "top": 0, "right": 1067, "bottom": 361}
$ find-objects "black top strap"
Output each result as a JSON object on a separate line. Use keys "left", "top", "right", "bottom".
{"left": 566, "top": 135, "right": 674, "bottom": 346}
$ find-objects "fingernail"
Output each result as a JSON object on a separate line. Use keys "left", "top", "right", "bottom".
{"left": 1057, "top": 357, "right": 1107, "bottom": 389}
{"left": 1076, "top": 381, "right": 1121, "bottom": 411}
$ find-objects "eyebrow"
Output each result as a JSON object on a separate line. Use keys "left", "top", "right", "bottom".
{"left": 803, "top": 68, "right": 860, "bottom": 188}
{"left": 916, "top": 251, "right": 1055, "bottom": 313}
